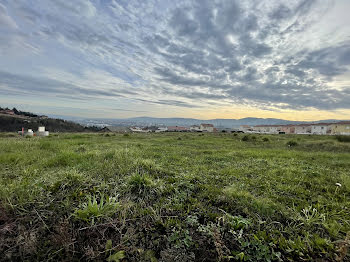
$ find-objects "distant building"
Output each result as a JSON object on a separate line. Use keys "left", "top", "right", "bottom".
{"left": 294, "top": 124, "right": 312, "bottom": 134}
{"left": 190, "top": 125, "right": 201, "bottom": 132}
{"left": 155, "top": 127, "right": 168, "bottom": 132}
{"left": 200, "top": 123, "right": 214, "bottom": 132}
{"left": 281, "top": 125, "right": 295, "bottom": 134}
{"left": 3, "top": 109, "right": 15, "bottom": 115}
{"left": 310, "top": 123, "right": 332, "bottom": 135}
{"left": 130, "top": 127, "right": 145, "bottom": 132}
{"left": 330, "top": 122, "right": 350, "bottom": 135}
{"left": 105, "top": 126, "right": 131, "bottom": 133}
{"left": 239, "top": 125, "right": 253, "bottom": 133}
{"left": 254, "top": 125, "right": 282, "bottom": 134}
{"left": 167, "top": 126, "right": 189, "bottom": 132}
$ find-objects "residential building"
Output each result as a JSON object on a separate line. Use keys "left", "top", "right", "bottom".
{"left": 330, "top": 122, "right": 350, "bottom": 135}
{"left": 130, "top": 127, "right": 146, "bottom": 132}
{"left": 253, "top": 125, "right": 282, "bottom": 134}
{"left": 239, "top": 125, "right": 253, "bottom": 133}
{"left": 294, "top": 124, "right": 311, "bottom": 134}
{"left": 167, "top": 126, "right": 189, "bottom": 132}
{"left": 3, "top": 109, "right": 15, "bottom": 115}
{"left": 281, "top": 125, "right": 295, "bottom": 134}
{"left": 155, "top": 127, "right": 168, "bottom": 132}
{"left": 200, "top": 123, "right": 214, "bottom": 132}
{"left": 190, "top": 125, "right": 201, "bottom": 132}
{"left": 310, "top": 123, "right": 332, "bottom": 135}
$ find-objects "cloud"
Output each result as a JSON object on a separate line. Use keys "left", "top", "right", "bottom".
{"left": 0, "top": 3, "right": 18, "bottom": 29}
{"left": 0, "top": 0, "right": 350, "bottom": 115}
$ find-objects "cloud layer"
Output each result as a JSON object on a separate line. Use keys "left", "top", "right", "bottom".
{"left": 0, "top": 0, "right": 350, "bottom": 116}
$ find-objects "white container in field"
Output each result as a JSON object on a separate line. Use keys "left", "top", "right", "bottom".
{"left": 26, "top": 130, "right": 34, "bottom": 136}
{"left": 37, "top": 130, "right": 49, "bottom": 137}
{"left": 38, "top": 126, "right": 45, "bottom": 132}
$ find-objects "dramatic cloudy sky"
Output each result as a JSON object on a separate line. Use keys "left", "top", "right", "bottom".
{"left": 0, "top": 0, "right": 350, "bottom": 120}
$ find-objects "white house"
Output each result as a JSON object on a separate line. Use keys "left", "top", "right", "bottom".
{"left": 200, "top": 123, "right": 214, "bottom": 132}
{"left": 294, "top": 124, "right": 311, "bottom": 134}
{"left": 310, "top": 123, "right": 332, "bottom": 135}
{"left": 239, "top": 125, "right": 253, "bottom": 133}
{"left": 253, "top": 125, "right": 281, "bottom": 134}
{"left": 190, "top": 125, "right": 201, "bottom": 132}
{"left": 155, "top": 127, "right": 168, "bottom": 132}
{"left": 130, "top": 127, "right": 146, "bottom": 132}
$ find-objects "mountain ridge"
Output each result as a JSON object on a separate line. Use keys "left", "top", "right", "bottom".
{"left": 74, "top": 116, "right": 349, "bottom": 128}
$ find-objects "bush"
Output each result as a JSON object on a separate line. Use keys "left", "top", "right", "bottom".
{"left": 286, "top": 140, "right": 298, "bottom": 147}
{"left": 123, "top": 133, "right": 130, "bottom": 137}
{"left": 251, "top": 135, "right": 257, "bottom": 140}
{"left": 242, "top": 135, "right": 249, "bottom": 141}
{"left": 233, "top": 133, "right": 238, "bottom": 136}
{"left": 335, "top": 135, "right": 350, "bottom": 142}
{"left": 262, "top": 137, "right": 269, "bottom": 142}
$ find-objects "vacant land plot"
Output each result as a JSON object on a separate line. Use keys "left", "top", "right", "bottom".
{"left": 0, "top": 133, "right": 349, "bottom": 261}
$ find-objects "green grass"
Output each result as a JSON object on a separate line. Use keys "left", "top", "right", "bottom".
{"left": 0, "top": 132, "right": 350, "bottom": 261}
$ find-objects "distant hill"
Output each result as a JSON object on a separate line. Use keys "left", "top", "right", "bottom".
{"left": 75, "top": 116, "right": 349, "bottom": 128}
{"left": 0, "top": 107, "right": 101, "bottom": 132}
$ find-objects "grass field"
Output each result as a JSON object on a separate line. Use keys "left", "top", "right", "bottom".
{"left": 0, "top": 132, "right": 350, "bottom": 261}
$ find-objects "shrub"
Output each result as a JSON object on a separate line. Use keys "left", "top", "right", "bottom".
{"left": 251, "top": 135, "right": 257, "bottom": 140}
{"left": 242, "top": 135, "right": 249, "bottom": 141}
{"left": 262, "top": 137, "right": 269, "bottom": 142}
{"left": 335, "top": 135, "right": 350, "bottom": 143}
{"left": 233, "top": 133, "right": 238, "bottom": 136}
{"left": 123, "top": 133, "right": 130, "bottom": 137}
{"left": 286, "top": 140, "right": 298, "bottom": 147}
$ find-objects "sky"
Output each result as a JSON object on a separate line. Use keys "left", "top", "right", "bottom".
{"left": 0, "top": 0, "right": 350, "bottom": 120}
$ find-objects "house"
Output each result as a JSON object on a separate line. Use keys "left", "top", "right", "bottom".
{"left": 330, "top": 121, "right": 350, "bottom": 135}
{"left": 130, "top": 127, "right": 145, "bottom": 132}
{"left": 252, "top": 125, "right": 282, "bottom": 134}
{"left": 3, "top": 109, "right": 15, "bottom": 115}
{"left": 167, "top": 126, "right": 189, "bottom": 132}
{"left": 281, "top": 125, "right": 295, "bottom": 134}
{"left": 239, "top": 125, "right": 253, "bottom": 133}
{"left": 190, "top": 125, "right": 201, "bottom": 132}
{"left": 155, "top": 127, "right": 168, "bottom": 133}
{"left": 310, "top": 123, "right": 332, "bottom": 135}
{"left": 294, "top": 124, "right": 312, "bottom": 134}
{"left": 200, "top": 123, "right": 214, "bottom": 132}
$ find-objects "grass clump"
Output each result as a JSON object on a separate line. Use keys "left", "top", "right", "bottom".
{"left": 242, "top": 135, "right": 250, "bottom": 141}
{"left": 286, "top": 140, "right": 298, "bottom": 147}
{"left": 74, "top": 194, "right": 119, "bottom": 224}
{"left": 336, "top": 135, "right": 350, "bottom": 142}
{"left": 127, "top": 173, "right": 159, "bottom": 199}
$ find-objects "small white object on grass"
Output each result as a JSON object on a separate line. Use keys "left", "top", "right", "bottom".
{"left": 335, "top": 183, "right": 342, "bottom": 187}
